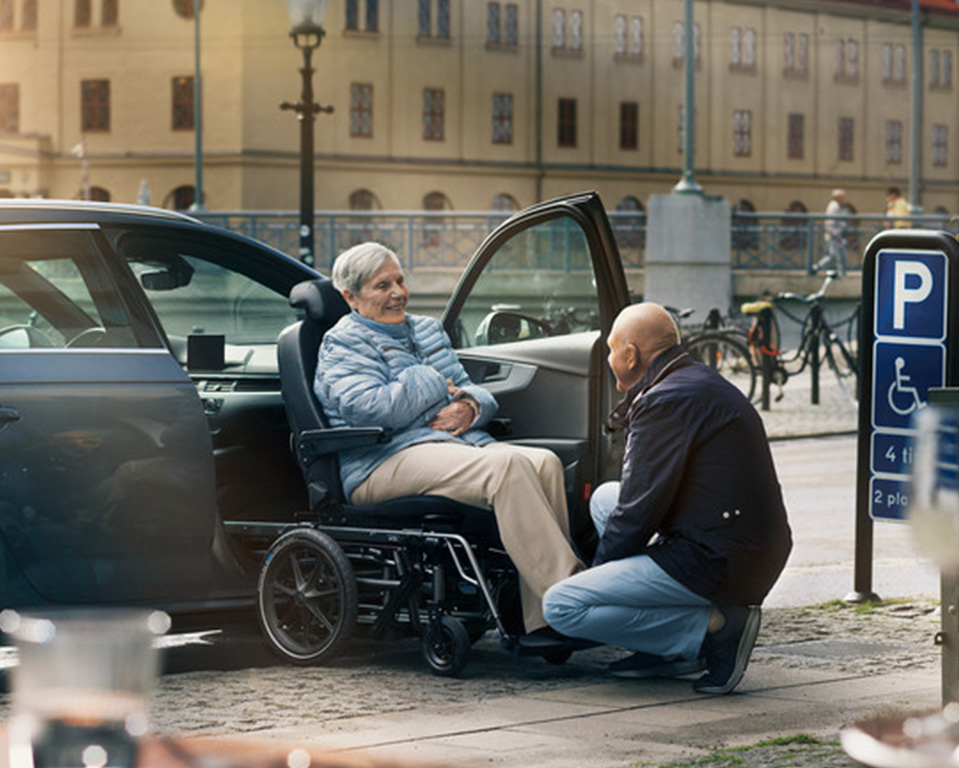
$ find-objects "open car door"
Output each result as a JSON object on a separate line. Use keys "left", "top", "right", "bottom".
{"left": 442, "top": 192, "right": 631, "bottom": 553}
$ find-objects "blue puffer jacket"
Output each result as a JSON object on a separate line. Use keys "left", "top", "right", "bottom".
{"left": 314, "top": 311, "right": 497, "bottom": 500}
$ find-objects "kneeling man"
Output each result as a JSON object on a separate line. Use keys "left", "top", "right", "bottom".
{"left": 543, "top": 303, "right": 792, "bottom": 694}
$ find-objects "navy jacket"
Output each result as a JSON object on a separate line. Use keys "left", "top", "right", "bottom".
{"left": 594, "top": 345, "right": 792, "bottom": 606}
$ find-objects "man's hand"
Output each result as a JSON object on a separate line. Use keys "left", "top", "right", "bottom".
{"left": 430, "top": 400, "right": 475, "bottom": 437}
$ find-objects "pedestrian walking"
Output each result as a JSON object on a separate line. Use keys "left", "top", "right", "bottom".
{"left": 817, "top": 188, "right": 849, "bottom": 275}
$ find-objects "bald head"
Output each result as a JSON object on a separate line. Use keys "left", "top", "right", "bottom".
{"left": 613, "top": 303, "right": 680, "bottom": 357}
{"left": 606, "top": 303, "right": 681, "bottom": 392}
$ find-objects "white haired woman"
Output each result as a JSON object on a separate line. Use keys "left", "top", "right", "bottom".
{"left": 314, "top": 241, "right": 585, "bottom": 640}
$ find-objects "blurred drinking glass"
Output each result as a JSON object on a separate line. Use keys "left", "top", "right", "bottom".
{"left": 1, "top": 608, "right": 171, "bottom": 768}
{"left": 909, "top": 405, "right": 959, "bottom": 574}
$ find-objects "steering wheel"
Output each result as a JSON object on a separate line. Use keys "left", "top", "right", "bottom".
{"left": 0, "top": 325, "right": 56, "bottom": 349}
{"left": 66, "top": 327, "right": 108, "bottom": 348}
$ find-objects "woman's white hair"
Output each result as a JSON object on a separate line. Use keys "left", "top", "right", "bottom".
{"left": 331, "top": 241, "right": 402, "bottom": 294}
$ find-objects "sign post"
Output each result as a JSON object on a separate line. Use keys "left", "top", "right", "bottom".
{"left": 852, "top": 231, "right": 959, "bottom": 604}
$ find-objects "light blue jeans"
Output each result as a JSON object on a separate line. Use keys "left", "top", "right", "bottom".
{"left": 542, "top": 481, "right": 713, "bottom": 660}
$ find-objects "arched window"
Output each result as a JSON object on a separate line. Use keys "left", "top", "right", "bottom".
{"left": 422, "top": 191, "right": 451, "bottom": 248}
{"left": 614, "top": 195, "right": 645, "bottom": 253}
{"left": 164, "top": 185, "right": 195, "bottom": 210}
{"left": 76, "top": 186, "right": 110, "bottom": 201}
{"left": 491, "top": 193, "right": 518, "bottom": 213}
{"left": 349, "top": 188, "right": 381, "bottom": 211}
{"left": 779, "top": 201, "right": 808, "bottom": 253}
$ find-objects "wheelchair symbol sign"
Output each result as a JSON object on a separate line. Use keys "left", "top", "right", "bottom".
{"left": 872, "top": 342, "right": 945, "bottom": 430}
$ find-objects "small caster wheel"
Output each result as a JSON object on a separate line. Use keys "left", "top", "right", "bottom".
{"left": 422, "top": 615, "right": 470, "bottom": 677}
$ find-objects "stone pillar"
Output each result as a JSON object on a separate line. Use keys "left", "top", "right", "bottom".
{"left": 644, "top": 194, "right": 732, "bottom": 316}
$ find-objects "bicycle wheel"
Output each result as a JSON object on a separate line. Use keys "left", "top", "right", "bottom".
{"left": 823, "top": 331, "right": 858, "bottom": 404}
{"left": 685, "top": 332, "right": 757, "bottom": 402}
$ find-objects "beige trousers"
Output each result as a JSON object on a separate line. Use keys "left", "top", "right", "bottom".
{"left": 352, "top": 441, "right": 586, "bottom": 632}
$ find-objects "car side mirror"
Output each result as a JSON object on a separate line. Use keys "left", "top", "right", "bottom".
{"left": 475, "top": 310, "right": 552, "bottom": 346}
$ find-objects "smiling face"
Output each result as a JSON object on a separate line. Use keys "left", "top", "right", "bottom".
{"left": 343, "top": 258, "right": 410, "bottom": 324}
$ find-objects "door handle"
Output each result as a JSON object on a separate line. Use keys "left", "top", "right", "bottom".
{"left": 0, "top": 406, "right": 21, "bottom": 424}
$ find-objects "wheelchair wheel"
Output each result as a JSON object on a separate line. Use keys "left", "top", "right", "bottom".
{"left": 422, "top": 615, "right": 470, "bottom": 677}
{"left": 257, "top": 527, "right": 357, "bottom": 665}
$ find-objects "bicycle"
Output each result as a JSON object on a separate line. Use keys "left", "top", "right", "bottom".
{"left": 671, "top": 307, "right": 759, "bottom": 403}
{"left": 742, "top": 270, "right": 859, "bottom": 408}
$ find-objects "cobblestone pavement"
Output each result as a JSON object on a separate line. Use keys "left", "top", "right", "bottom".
{"left": 755, "top": 367, "right": 858, "bottom": 441}
{"left": 136, "top": 598, "right": 941, "bottom": 767}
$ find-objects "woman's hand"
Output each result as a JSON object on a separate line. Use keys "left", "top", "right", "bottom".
{"left": 429, "top": 400, "right": 475, "bottom": 437}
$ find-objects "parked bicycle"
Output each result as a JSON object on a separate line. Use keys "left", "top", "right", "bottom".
{"left": 742, "top": 270, "right": 859, "bottom": 409}
{"left": 671, "top": 307, "right": 758, "bottom": 403}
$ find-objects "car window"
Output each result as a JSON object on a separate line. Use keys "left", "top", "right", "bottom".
{"left": 120, "top": 234, "right": 299, "bottom": 372}
{"left": 0, "top": 228, "right": 138, "bottom": 349}
{"left": 455, "top": 217, "right": 600, "bottom": 348}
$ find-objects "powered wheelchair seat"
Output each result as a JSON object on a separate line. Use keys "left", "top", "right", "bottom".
{"left": 255, "top": 279, "right": 570, "bottom": 676}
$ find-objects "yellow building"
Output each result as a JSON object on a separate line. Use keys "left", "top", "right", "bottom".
{"left": 0, "top": 0, "right": 956, "bottom": 216}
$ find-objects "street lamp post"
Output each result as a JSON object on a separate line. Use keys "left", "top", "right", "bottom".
{"left": 281, "top": 0, "right": 333, "bottom": 266}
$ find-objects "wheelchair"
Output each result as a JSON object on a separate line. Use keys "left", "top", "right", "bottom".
{"left": 252, "top": 279, "right": 577, "bottom": 676}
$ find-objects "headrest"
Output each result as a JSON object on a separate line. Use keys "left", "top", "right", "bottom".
{"left": 289, "top": 279, "right": 350, "bottom": 327}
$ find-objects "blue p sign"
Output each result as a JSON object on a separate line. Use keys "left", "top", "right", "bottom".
{"left": 875, "top": 251, "right": 947, "bottom": 340}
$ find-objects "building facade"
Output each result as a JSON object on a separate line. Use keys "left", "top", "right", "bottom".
{"left": 0, "top": 0, "right": 957, "bottom": 217}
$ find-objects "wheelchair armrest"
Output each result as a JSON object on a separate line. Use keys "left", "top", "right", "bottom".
{"left": 297, "top": 426, "right": 393, "bottom": 462}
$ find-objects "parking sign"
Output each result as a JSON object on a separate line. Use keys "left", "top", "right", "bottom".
{"left": 867, "top": 247, "right": 950, "bottom": 520}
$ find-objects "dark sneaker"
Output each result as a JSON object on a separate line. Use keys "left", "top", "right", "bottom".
{"left": 518, "top": 626, "right": 599, "bottom": 651}
{"left": 609, "top": 651, "right": 706, "bottom": 679}
{"left": 693, "top": 605, "right": 761, "bottom": 695}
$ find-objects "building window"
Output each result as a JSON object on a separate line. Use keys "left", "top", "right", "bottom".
{"left": 81, "top": 79, "right": 110, "bottom": 132}
{"left": 22, "top": 0, "right": 36, "bottom": 30}
{"left": 930, "top": 49, "right": 952, "bottom": 88}
{"left": 619, "top": 101, "right": 638, "bottom": 150}
{"left": 614, "top": 13, "right": 626, "bottom": 55}
{"left": 784, "top": 33, "right": 794, "bottom": 72}
{"left": 629, "top": 16, "right": 643, "bottom": 57}
{"left": 350, "top": 83, "right": 373, "bottom": 138}
{"left": 930, "top": 50, "right": 940, "bottom": 86}
{"left": 0, "top": 83, "right": 18, "bottom": 133}
{"left": 423, "top": 88, "right": 444, "bottom": 141}
{"left": 882, "top": 43, "right": 893, "bottom": 82}
{"left": 367, "top": 0, "right": 378, "bottom": 32}
{"left": 347, "top": 0, "right": 378, "bottom": 32}
{"left": 733, "top": 110, "right": 752, "bottom": 157}
{"left": 102, "top": 0, "right": 118, "bottom": 26}
{"left": 0, "top": 0, "right": 12, "bottom": 30}
{"left": 172, "top": 76, "right": 194, "bottom": 130}
{"left": 944, "top": 50, "right": 953, "bottom": 87}
{"left": 487, "top": 1, "right": 500, "bottom": 44}
{"left": 838, "top": 117, "right": 854, "bottom": 161}
{"left": 569, "top": 9, "right": 582, "bottom": 51}
{"left": 173, "top": 0, "right": 197, "bottom": 19}
{"left": 743, "top": 28, "right": 756, "bottom": 67}
{"left": 847, "top": 39, "right": 859, "bottom": 78}
{"left": 885, "top": 120, "right": 902, "bottom": 164}
{"left": 74, "top": 0, "right": 91, "bottom": 27}
{"left": 504, "top": 3, "right": 517, "bottom": 45}
{"left": 552, "top": 8, "right": 565, "bottom": 49}
{"left": 787, "top": 112, "right": 804, "bottom": 159}
{"left": 418, "top": 0, "right": 449, "bottom": 39}
{"left": 797, "top": 33, "right": 809, "bottom": 74}
{"left": 492, "top": 92, "right": 513, "bottom": 144}
{"left": 492, "top": 193, "right": 518, "bottom": 212}
{"left": 346, "top": 0, "right": 359, "bottom": 30}
{"left": 933, "top": 123, "right": 948, "bottom": 167}
{"left": 673, "top": 21, "right": 700, "bottom": 65}
{"left": 895, "top": 44, "right": 907, "bottom": 83}
{"left": 558, "top": 97, "right": 576, "bottom": 147}
{"left": 487, "top": 2, "right": 517, "bottom": 47}
{"left": 729, "top": 27, "right": 741, "bottom": 66}
{"left": 349, "top": 189, "right": 379, "bottom": 210}
{"left": 168, "top": 185, "right": 195, "bottom": 210}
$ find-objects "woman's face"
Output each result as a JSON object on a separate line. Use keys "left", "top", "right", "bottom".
{"left": 344, "top": 258, "right": 409, "bottom": 324}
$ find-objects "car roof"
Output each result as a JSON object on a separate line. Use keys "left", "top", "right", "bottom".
{"left": 0, "top": 198, "right": 199, "bottom": 224}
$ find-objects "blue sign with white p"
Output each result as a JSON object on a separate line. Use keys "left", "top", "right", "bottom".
{"left": 875, "top": 250, "right": 947, "bottom": 340}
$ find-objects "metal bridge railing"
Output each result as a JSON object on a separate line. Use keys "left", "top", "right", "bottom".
{"left": 193, "top": 209, "right": 956, "bottom": 274}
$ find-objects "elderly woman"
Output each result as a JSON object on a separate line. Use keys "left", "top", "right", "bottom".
{"left": 314, "top": 241, "right": 585, "bottom": 638}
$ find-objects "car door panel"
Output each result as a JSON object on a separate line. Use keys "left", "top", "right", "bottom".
{"left": 443, "top": 193, "right": 629, "bottom": 553}
{"left": 0, "top": 350, "right": 220, "bottom": 605}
